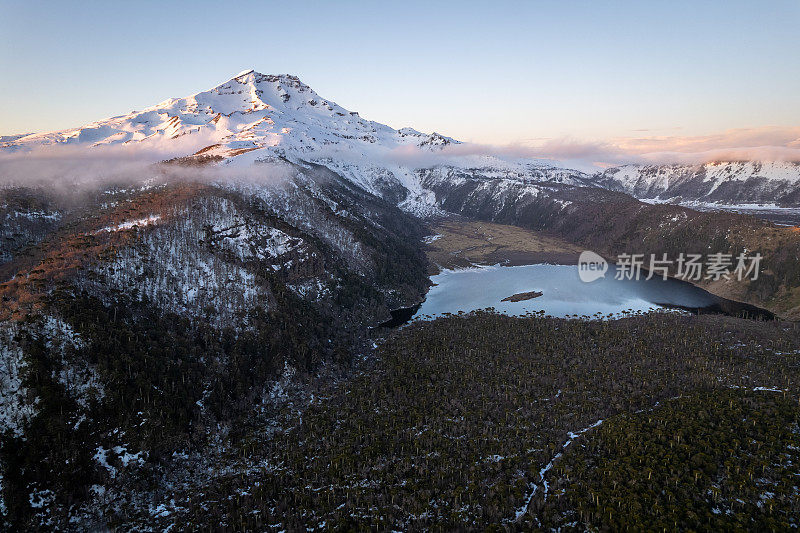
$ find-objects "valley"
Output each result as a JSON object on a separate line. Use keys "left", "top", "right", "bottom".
{"left": 421, "top": 169, "right": 800, "bottom": 319}
{"left": 423, "top": 219, "right": 583, "bottom": 272}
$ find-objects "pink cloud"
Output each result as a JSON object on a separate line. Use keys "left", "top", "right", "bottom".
{"left": 438, "top": 126, "right": 800, "bottom": 169}
{"left": 613, "top": 126, "right": 800, "bottom": 155}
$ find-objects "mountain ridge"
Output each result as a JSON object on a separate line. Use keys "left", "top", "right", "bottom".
{"left": 594, "top": 160, "right": 800, "bottom": 207}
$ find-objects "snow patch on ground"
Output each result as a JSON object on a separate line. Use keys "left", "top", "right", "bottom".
{"left": 96, "top": 215, "right": 161, "bottom": 233}
{"left": 0, "top": 325, "right": 38, "bottom": 437}
{"left": 94, "top": 445, "right": 147, "bottom": 479}
{"left": 288, "top": 278, "right": 329, "bottom": 299}
{"left": 12, "top": 210, "right": 62, "bottom": 222}
{"left": 28, "top": 488, "right": 54, "bottom": 509}
{"left": 0, "top": 465, "right": 6, "bottom": 518}
{"left": 39, "top": 316, "right": 106, "bottom": 410}
{"left": 58, "top": 360, "right": 105, "bottom": 409}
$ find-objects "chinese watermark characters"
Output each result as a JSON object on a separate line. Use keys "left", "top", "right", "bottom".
{"left": 579, "top": 250, "right": 762, "bottom": 283}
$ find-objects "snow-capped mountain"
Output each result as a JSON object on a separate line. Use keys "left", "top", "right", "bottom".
{"left": 2, "top": 70, "right": 455, "bottom": 157}
{"left": 5, "top": 69, "right": 800, "bottom": 531}
{"left": 593, "top": 161, "right": 800, "bottom": 207}
{"left": 1, "top": 70, "right": 593, "bottom": 214}
{"left": 1, "top": 70, "right": 466, "bottom": 209}
{"left": 5, "top": 72, "right": 800, "bottom": 210}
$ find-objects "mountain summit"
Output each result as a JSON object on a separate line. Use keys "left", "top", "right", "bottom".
{"left": 1, "top": 70, "right": 457, "bottom": 161}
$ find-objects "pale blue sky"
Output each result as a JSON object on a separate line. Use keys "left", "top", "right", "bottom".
{"left": 1, "top": 0, "right": 799, "bottom": 146}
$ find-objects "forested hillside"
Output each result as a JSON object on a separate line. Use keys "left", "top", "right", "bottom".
{"left": 0, "top": 163, "right": 429, "bottom": 530}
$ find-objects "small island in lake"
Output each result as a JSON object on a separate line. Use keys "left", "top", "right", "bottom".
{"left": 501, "top": 290, "right": 543, "bottom": 302}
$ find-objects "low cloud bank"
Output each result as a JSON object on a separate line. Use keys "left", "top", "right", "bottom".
{"left": 2, "top": 125, "right": 798, "bottom": 191}
{"left": 488, "top": 126, "right": 800, "bottom": 169}
{"left": 0, "top": 143, "right": 293, "bottom": 192}
{"left": 383, "top": 126, "right": 800, "bottom": 172}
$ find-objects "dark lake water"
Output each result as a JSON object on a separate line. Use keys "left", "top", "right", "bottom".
{"left": 381, "top": 264, "right": 772, "bottom": 327}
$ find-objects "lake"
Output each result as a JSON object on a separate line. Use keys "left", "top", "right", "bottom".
{"left": 381, "top": 264, "right": 773, "bottom": 326}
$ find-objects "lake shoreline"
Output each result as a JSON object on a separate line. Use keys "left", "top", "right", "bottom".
{"left": 381, "top": 262, "right": 775, "bottom": 328}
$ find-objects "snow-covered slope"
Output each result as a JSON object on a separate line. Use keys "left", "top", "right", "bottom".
{"left": 1, "top": 70, "right": 592, "bottom": 214}
{"left": 594, "top": 161, "right": 800, "bottom": 207}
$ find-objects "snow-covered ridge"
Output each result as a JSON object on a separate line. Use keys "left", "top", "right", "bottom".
{"left": 594, "top": 161, "right": 800, "bottom": 207}
{"left": 604, "top": 161, "right": 800, "bottom": 187}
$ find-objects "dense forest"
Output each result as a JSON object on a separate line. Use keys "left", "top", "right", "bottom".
{"left": 102, "top": 311, "right": 800, "bottom": 530}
